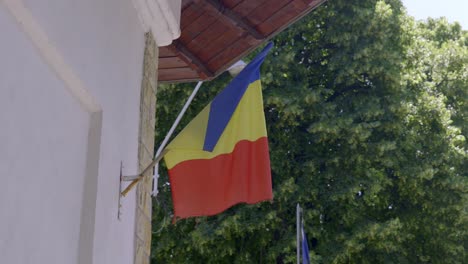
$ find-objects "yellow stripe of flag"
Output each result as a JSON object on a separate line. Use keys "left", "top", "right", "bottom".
{"left": 165, "top": 80, "right": 267, "bottom": 169}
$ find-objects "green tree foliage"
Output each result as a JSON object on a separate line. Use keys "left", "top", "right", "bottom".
{"left": 151, "top": 0, "right": 467, "bottom": 263}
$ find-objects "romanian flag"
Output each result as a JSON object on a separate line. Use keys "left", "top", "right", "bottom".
{"left": 164, "top": 43, "right": 273, "bottom": 219}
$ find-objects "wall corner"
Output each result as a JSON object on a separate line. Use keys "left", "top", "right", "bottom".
{"left": 134, "top": 31, "right": 158, "bottom": 264}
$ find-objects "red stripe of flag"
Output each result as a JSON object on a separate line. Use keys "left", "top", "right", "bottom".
{"left": 168, "top": 137, "right": 272, "bottom": 219}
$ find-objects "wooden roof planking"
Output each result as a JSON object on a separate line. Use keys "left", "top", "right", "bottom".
{"left": 158, "top": 0, "right": 327, "bottom": 83}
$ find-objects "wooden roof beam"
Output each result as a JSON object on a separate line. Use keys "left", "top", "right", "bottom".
{"left": 170, "top": 39, "right": 214, "bottom": 79}
{"left": 206, "top": 0, "right": 265, "bottom": 40}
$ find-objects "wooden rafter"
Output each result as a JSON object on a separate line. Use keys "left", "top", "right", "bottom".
{"left": 170, "top": 39, "right": 214, "bottom": 79}
{"left": 206, "top": 0, "right": 264, "bottom": 40}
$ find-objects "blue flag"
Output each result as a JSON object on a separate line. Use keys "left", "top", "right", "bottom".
{"left": 302, "top": 223, "right": 310, "bottom": 264}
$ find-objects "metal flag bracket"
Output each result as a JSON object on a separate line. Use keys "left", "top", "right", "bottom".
{"left": 119, "top": 149, "right": 168, "bottom": 197}
{"left": 118, "top": 161, "right": 124, "bottom": 220}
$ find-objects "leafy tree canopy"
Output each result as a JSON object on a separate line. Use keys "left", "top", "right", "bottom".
{"left": 152, "top": 0, "right": 467, "bottom": 263}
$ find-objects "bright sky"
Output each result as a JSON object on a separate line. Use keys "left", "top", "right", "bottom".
{"left": 401, "top": 0, "right": 468, "bottom": 29}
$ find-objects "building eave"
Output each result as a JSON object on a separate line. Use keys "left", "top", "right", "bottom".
{"left": 131, "top": 0, "right": 182, "bottom": 47}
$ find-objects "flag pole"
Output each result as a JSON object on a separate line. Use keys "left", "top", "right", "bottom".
{"left": 297, "top": 203, "right": 301, "bottom": 264}
{"left": 152, "top": 81, "right": 204, "bottom": 196}
{"left": 120, "top": 81, "right": 204, "bottom": 197}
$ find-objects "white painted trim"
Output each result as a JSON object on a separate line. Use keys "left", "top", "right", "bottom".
{"left": 130, "top": 0, "right": 151, "bottom": 32}
{"left": 2, "top": 0, "right": 102, "bottom": 113}
{"left": 154, "top": 0, "right": 181, "bottom": 40}
{"left": 131, "top": 0, "right": 181, "bottom": 47}
{"left": 78, "top": 112, "right": 102, "bottom": 264}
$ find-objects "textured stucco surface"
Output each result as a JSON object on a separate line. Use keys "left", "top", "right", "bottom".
{"left": 134, "top": 32, "right": 158, "bottom": 264}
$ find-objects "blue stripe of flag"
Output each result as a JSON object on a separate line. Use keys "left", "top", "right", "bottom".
{"left": 202, "top": 43, "right": 273, "bottom": 152}
{"left": 302, "top": 224, "right": 310, "bottom": 264}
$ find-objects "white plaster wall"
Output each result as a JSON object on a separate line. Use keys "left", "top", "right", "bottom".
{"left": 0, "top": 0, "right": 146, "bottom": 263}
{"left": 0, "top": 6, "right": 89, "bottom": 264}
